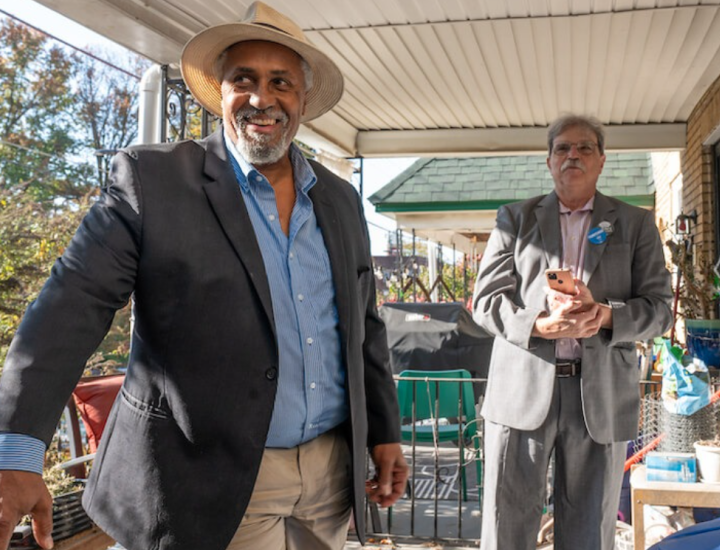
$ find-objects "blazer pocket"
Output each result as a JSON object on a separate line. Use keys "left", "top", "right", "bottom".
{"left": 120, "top": 389, "right": 170, "bottom": 420}
{"left": 614, "top": 341, "right": 636, "bottom": 350}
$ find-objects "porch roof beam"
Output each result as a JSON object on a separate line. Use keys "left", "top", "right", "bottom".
{"left": 355, "top": 123, "right": 687, "bottom": 158}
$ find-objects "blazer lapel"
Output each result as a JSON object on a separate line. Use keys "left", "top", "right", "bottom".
{"left": 309, "top": 177, "right": 351, "bottom": 342}
{"left": 581, "top": 191, "right": 618, "bottom": 283}
{"left": 535, "top": 191, "right": 562, "bottom": 270}
{"left": 201, "top": 131, "right": 276, "bottom": 334}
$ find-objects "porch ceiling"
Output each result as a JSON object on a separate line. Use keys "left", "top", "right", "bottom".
{"left": 34, "top": 0, "right": 720, "bottom": 157}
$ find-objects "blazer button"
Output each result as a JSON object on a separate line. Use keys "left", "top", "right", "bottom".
{"left": 265, "top": 367, "right": 278, "bottom": 380}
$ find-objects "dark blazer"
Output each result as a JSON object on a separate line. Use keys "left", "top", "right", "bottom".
{"left": 473, "top": 191, "right": 673, "bottom": 443}
{"left": 0, "top": 130, "right": 400, "bottom": 550}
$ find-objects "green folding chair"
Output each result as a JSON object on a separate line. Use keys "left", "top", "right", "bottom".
{"left": 397, "top": 369, "right": 482, "bottom": 501}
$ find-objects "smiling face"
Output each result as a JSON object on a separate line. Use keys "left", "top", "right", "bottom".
{"left": 547, "top": 125, "right": 606, "bottom": 209}
{"left": 220, "top": 40, "right": 307, "bottom": 167}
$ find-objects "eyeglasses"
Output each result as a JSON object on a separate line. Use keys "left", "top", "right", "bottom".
{"left": 552, "top": 141, "right": 599, "bottom": 156}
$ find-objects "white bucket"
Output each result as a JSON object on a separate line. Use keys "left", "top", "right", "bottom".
{"left": 694, "top": 441, "right": 720, "bottom": 483}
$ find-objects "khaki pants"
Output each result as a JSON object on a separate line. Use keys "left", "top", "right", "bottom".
{"left": 227, "top": 429, "right": 352, "bottom": 550}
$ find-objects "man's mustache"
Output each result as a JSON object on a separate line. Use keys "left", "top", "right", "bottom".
{"left": 562, "top": 159, "right": 586, "bottom": 172}
{"left": 234, "top": 106, "right": 289, "bottom": 126}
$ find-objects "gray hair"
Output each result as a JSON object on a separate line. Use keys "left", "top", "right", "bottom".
{"left": 214, "top": 45, "right": 314, "bottom": 92}
{"left": 547, "top": 114, "right": 605, "bottom": 155}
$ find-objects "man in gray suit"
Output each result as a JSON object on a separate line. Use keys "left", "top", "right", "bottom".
{"left": 473, "top": 114, "right": 673, "bottom": 550}
{"left": 0, "top": 3, "right": 407, "bottom": 550}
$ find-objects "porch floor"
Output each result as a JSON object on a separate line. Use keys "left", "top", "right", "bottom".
{"left": 347, "top": 498, "right": 482, "bottom": 550}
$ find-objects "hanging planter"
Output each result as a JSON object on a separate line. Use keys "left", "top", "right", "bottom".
{"left": 685, "top": 319, "right": 720, "bottom": 369}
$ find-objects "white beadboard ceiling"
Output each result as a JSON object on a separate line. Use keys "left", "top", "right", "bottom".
{"left": 34, "top": 0, "right": 720, "bottom": 157}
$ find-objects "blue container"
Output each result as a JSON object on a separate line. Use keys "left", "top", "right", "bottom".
{"left": 685, "top": 319, "right": 720, "bottom": 368}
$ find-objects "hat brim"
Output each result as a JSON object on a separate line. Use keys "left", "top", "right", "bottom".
{"left": 181, "top": 23, "right": 344, "bottom": 122}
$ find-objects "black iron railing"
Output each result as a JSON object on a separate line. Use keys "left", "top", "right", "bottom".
{"left": 364, "top": 374, "right": 487, "bottom": 546}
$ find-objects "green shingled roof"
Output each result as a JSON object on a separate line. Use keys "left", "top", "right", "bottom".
{"left": 368, "top": 153, "right": 655, "bottom": 212}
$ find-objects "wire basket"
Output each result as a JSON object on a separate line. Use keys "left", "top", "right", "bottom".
{"left": 632, "top": 392, "right": 719, "bottom": 456}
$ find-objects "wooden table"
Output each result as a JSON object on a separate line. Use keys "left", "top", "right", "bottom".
{"left": 631, "top": 465, "right": 720, "bottom": 550}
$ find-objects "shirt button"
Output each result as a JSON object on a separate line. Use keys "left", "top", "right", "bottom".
{"left": 310, "top": 382, "right": 316, "bottom": 389}
{"left": 306, "top": 337, "right": 313, "bottom": 345}
{"left": 298, "top": 294, "right": 304, "bottom": 301}
{"left": 289, "top": 252, "right": 294, "bottom": 259}
{"left": 265, "top": 367, "right": 277, "bottom": 380}
{"left": 255, "top": 175, "right": 263, "bottom": 182}
{"left": 268, "top": 214, "right": 276, "bottom": 221}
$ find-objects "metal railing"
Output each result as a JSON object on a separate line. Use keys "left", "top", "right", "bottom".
{"left": 364, "top": 374, "right": 487, "bottom": 546}
{"left": 361, "top": 376, "right": 720, "bottom": 546}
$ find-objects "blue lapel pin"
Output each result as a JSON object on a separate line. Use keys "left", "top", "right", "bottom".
{"left": 588, "top": 226, "right": 607, "bottom": 244}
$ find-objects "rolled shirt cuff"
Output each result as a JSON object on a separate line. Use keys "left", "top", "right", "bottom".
{"left": 0, "top": 433, "right": 46, "bottom": 474}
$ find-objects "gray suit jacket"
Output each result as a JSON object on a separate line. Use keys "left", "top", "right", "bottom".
{"left": 473, "top": 191, "right": 672, "bottom": 444}
{"left": 0, "top": 130, "right": 400, "bottom": 550}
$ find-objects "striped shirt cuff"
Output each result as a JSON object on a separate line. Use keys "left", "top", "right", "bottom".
{"left": 0, "top": 433, "right": 46, "bottom": 474}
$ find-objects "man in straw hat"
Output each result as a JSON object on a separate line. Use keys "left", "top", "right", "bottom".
{"left": 0, "top": 3, "right": 407, "bottom": 549}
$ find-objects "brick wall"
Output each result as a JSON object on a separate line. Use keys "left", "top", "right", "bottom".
{"left": 682, "top": 73, "right": 720, "bottom": 256}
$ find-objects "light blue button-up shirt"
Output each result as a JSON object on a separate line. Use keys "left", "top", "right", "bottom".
{"left": 224, "top": 134, "right": 347, "bottom": 447}
{"left": 0, "top": 136, "right": 349, "bottom": 472}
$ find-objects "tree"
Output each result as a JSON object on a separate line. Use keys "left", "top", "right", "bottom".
{"left": 0, "top": 187, "right": 91, "bottom": 364}
{"left": 0, "top": 18, "right": 147, "bottom": 370}
{"left": 0, "top": 19, "right": 93, "bottom": 201}
{"left": 74, "top": 50, "right": 148, "bottom": 187}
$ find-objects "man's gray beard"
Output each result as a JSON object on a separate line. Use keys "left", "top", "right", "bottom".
{"left": 233, "top": 131, "right": 291, "bottom": 166}
{"left": 232, "top": 108, "right": 292, "bottom": 166}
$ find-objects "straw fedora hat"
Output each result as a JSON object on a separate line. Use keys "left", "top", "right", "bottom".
{"left": 181, "top": 1, "right": 344, "bottom": 122}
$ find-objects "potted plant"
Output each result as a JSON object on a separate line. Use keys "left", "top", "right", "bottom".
{"left": 694, "top": 439, "right": 720, "bottom": 483}
{"left": 666, "top": 238, "right": 720, "bottom": 368}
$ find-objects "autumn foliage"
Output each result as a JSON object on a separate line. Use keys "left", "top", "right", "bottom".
{"left": 0, "top": 18, "right": 145, "bottom": 370}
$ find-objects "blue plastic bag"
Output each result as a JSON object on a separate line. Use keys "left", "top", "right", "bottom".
{"left": 661, "top": 340, "right": 711, "bottom": 416}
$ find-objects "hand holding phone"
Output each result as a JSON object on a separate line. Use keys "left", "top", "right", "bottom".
{"left": 545, "top": 268, "right": 577, "bottom": 295}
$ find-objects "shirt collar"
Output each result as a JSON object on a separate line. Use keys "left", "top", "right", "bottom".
{"left": 223, "top": 130, "right": 317, "bottom": 194}
{"left": 559, "top": 195, "right": 595, "bottom": 214}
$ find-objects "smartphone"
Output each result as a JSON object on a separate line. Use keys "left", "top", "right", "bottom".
{"left": 545, "top": 268, "right": 577, "bottom": 294}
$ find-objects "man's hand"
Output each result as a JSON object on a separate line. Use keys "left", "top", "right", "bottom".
{"left": 367, "top": 443, "right": 409, "bottom": 508}
{"left": 543, "top": 279, "right": 612, "bottom": 331}
{"left": 545, "top": 277, "right": 589, "bottom": 312}
{"left": 0, "top": 471, "right": 53, "bottom": 550}
{"left": 573, "top": 280, "right": 613, "bottom": 328}
{"left": 533, "top": 293, "right": 603, "bottom": 340}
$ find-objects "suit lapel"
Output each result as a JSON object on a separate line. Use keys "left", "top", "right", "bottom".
{"left": 308, "top": 175, "right": 350, "bottom": 342}
{"left": 201, "top": 131, "right": 276, "bottom": 334}
{"left": 535, "top": 191, "right": 562, "bottom": 270}
{"left": 581, "top": 191, "right": 618, "bottom": 283}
